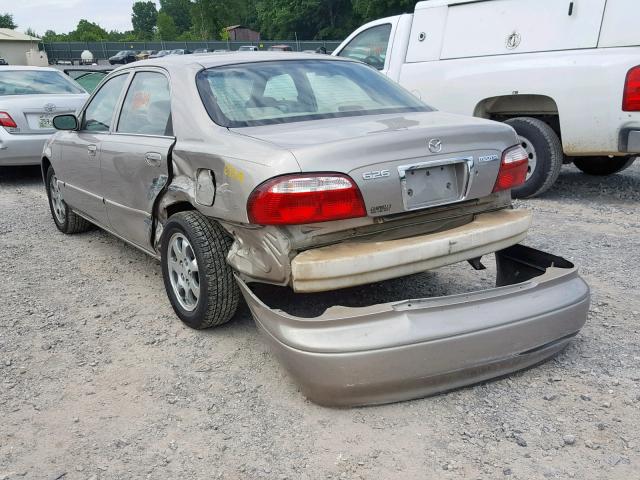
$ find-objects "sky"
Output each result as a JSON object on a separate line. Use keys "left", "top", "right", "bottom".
{"left": 9, "top": 0, "right": 160, "bottom": 36}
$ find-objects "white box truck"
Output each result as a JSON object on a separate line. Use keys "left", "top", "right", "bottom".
{"left": 334, "top": 0, "right": 640, "bottom": 197}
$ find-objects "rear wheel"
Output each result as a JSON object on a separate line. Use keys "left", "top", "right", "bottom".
{"left": 46, "top": 166, "right": 92, "bottom": 234}
{"left": 161, "top": 211, "right": 240, "bottom": 329}
{"left": 573, "top": 156, "right": 636, "bottom": 176}
{"left": 504, "top": 117, "right": 564, "bottom": 199}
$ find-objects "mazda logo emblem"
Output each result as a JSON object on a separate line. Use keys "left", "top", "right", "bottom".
{"left": 428, "top": 138, "right": 442, "bottom": 153}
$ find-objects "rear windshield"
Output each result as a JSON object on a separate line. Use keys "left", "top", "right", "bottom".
{"left": 196, "top": 60, "right": 431, "bottom": 127}
{"left": 0, "top": 70, "right": 85, "bottom": 96}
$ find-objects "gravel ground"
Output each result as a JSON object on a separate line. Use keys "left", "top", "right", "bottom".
{"left": 1, "top": 163, "right": 639, "bottom": 480}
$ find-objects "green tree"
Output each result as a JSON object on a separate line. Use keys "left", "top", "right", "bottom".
{"left": 352, "top": 0, "right": 415, "bottom": 23}
{"left": 254, "top": 0, "right": 353, "bottom": 40}
{"left": 190, "top": 0, "right": 229, "bottom": 40}
{"left": 255, "top": 0, "right": 318, "bottom": 40}
{"left": 159, "top": 0, "right": 192, "bottom": 34}
{"left": 70, "top": 19, "right": 109, "bottom": 41}
{"left": 157, "top": 11, "right": 178, "bottom": 40}
{"left": 0, "top": 12, "right": 17, "bottom": 29}
{"left": 41, "top": 30, "right": 68, "bottom": 42}
{"left": 132, "top": 1, "right": 158, "bottom": 40}
{"left": 24, "top": 27, "right": 38, "bottom": 38}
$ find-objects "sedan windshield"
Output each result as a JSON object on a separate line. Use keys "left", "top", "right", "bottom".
{"left": 0, "top": 70, "right": 85, "bottom": 96}
{"left": 196, "top": 60, "right": 431, "bottom": 127}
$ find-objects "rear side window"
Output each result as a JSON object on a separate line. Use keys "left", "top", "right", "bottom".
{"left": 0, "top": 70, "right": 85, "bottom": 96}
{"left": 82, "top": 74, "right": 128, "bottom": 132}
{"left": 337, "top": 24, "right": 392, "bottom": 70}
{"left": 117, "top": 72, "right": 172, "bottom": 136}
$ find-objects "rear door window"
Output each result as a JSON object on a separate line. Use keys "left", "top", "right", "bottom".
{"left": 117, "top": 72, "right": 172, "bottom": 136}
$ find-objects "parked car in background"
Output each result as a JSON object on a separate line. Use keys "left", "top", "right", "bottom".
{"left": 238, "top": 45, "right": 258, "bottom": 52}
{"left": 169, "top": 49, "right": 192, "bottom": 55}
{"left": 335, "top": 0, "right": 640, "bottom": 198}
{"left": 63, "top": 66, "right": 114, "bottom": 93}
{"left": 268, "top": 44, "right": 292, "bottom": 51}
{"left": 136, "top": 50, "right": 157, "bottom": 61}
{"left": 108, "top": 50, "right": 138, "bottom": 65}
{"left": 193, "top": 48, "right": 210, "bottom": 54}
{"left": 213, "top": 49, "right": 230, "bottom": 53}
{"left": 0, "top": 58, "right": 7, "bottom": 65}
{"left": 42, "top": 53, "right": 589, "bottom": 407}
{"left": 149, "top": 50, "right": 171, "bottom": 59}
{"left": 0, "top": 66, "right": 88, "bottom": 166}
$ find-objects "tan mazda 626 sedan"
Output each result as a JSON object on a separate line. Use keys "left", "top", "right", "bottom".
{"left": 42, "top": 53, "right": 590, "bottom": 406}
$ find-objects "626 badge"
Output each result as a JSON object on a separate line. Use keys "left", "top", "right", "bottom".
{"left": 362, "top": 169, "right": 390, "bottom": 180}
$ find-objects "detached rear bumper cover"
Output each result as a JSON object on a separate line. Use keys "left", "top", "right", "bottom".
{"left": 237, "top": 245, "right": 590, "bottom": 407}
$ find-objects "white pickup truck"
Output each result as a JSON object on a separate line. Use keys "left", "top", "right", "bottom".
{"left": 334, "top": 0, "right": 640, "bottom": 197}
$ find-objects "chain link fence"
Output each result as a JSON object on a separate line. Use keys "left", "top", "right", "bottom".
{"left": 43, "top": 40, "right": 343, "bottom": 64}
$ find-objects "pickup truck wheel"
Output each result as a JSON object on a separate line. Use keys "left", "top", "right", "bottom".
{"left": 161, "top": 211, "right": 240, "bottom": 329}
{"left": 504, "top": 117, "right": 563, "bottom": 199}
{"left": 46, "top": 166, "right": 92, "bottom": 234}
{"left": 573, "top": 156, "right": 636, "bottom": 176}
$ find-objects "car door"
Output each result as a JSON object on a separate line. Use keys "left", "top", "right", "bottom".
{"left": 57, "top": 72, "right": 129, "bottom": 225}
{"left": 100, "top": 69, "right": 175, "bottom": 251}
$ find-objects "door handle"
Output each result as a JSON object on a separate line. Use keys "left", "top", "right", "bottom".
{"left": 145, "top": 152, "right": 162, "bottom": 167}
{"left": 87, "top": 144, "right": 97, "bottom": 156}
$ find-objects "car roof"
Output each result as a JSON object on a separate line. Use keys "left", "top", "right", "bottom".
{"left": 114, "top": 51, "right": 352, "bottom": 73}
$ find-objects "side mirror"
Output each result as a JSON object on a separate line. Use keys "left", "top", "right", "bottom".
{"left": 52, "top": 114, "right": 78, "bottom": 131}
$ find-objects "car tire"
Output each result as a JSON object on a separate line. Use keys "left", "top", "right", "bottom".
{"left": 572, "top": 156, "right": 636, "bottom": 176}
{"left": 161, "top": 211, "right": 240, "bottom": 329}
{"left": 46, "top": 166, "right": 93, "bottom": 234}
{"left": 504, "top": 117, "right": 564, "bottom": 199}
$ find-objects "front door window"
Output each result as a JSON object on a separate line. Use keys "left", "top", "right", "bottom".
{"left": 81, "top": 74, "right": 128, "bottom": 132}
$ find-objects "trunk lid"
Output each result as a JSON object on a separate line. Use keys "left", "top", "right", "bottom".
{"left": 232, "top": 111, "right": 518, "bottom": 217}
{"left": 0, "top": 94, "right": 88, "bottom": 135}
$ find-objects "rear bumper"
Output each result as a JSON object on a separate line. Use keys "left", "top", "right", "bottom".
{"left": 290, "top": 209, "right": 531, "bottom": 292}
{"left": 238, "top": 244, "right": 590, "bottom": 407}
{"left": 0, "top": 129, "right": 48, "bottom": 166}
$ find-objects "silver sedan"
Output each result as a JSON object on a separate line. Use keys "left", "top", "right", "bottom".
{"left": 41, "top": 53, "right": 589, "bottom": 406}
{"left": 0, "top": 66, "right": 87, "bottom": 166}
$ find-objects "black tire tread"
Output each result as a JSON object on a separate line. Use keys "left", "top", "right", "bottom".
{"left": 573, "top": 156, "right": 636, "bottom": 176}
{"left": 163, "top": 211, "right": 239, "bottom": 329}
{"left": 505, "top": 117, "right": 564, "bottom": 198}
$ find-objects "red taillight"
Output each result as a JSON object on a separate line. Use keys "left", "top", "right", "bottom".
{"left": 493, "top": 145, "right": 529, "bottom": 193}
{"left": 247, "top": 173, "right": 367, "bottom": 225}
{"left": 623, "top": 65, "right": 640, "bottom": 112}
{"left": 0, "top": 112, "right": 17, "bottom": 128}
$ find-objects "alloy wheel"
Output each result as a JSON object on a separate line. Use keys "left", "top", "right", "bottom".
{"left": 49, "top": 174, "right": 66, "bottom": 224}
{"left": 167, "top": 232, "right": 200, "bottom": 312}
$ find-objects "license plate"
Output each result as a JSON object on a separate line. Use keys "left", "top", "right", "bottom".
{"left": 38, "top": 115, "right": 53, "bottom": 129}
{"left": 398, "top": 158, "right": 471, "bottom": 210}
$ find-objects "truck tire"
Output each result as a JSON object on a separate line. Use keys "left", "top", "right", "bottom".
{"left": 504, "top": 117, "right": 564, "bottom": 199}
{"left": 46, "top": 166, "right": 92, "bottom": 234}
{"left": 161, "top": 211, "right": 240, "bottom": 329}
{"left": 573, "top": 156, "right": 636, "bottom": 176}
